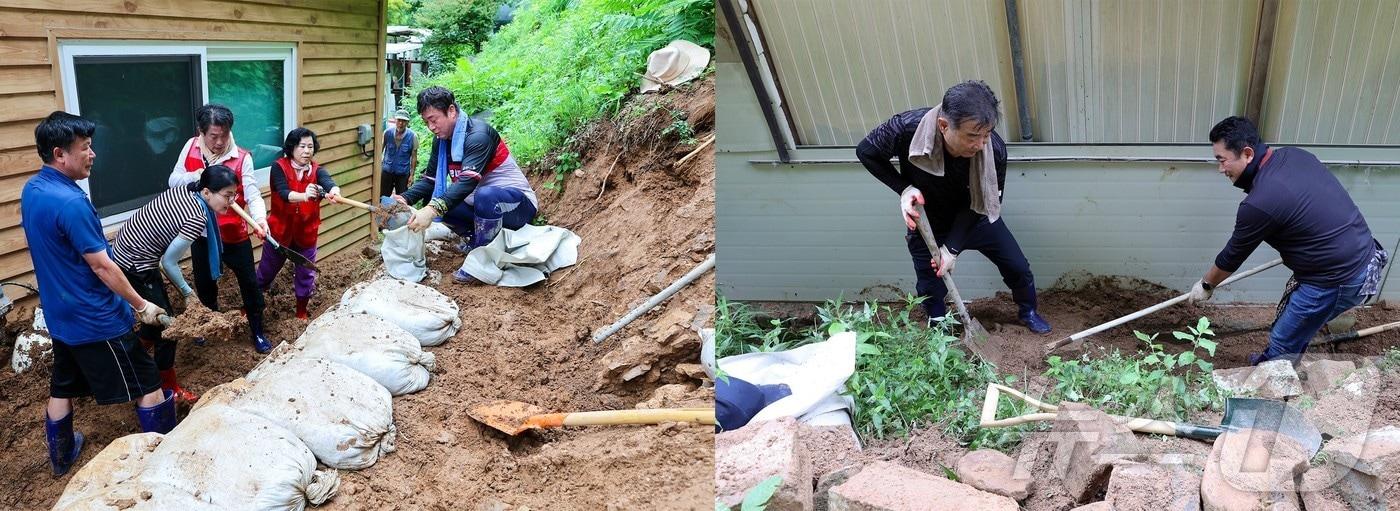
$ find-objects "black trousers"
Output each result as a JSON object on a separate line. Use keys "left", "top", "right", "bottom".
{"left": 190, "top": 237, "right": 265, "bottom": 322}
{"left": 121, "top": 267, "right": 176, "bottom": 370}
{"left": 906, "top": 217, "right": 1034, "bottom": 318}
{"left": 380, "top": 171, "right": 410, "bottom": 197}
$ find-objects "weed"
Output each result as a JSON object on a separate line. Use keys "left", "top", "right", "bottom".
{"left": 1379, "top": 346, "right": 1400, "bottom": 372}
{"left": 661, "top": 108, "right": 697, "bottom": 145}
{"left": 715, "top": 475, "right": 782, "bottom": 511}
{"left": 1045, "top": 317, "right": 1227, "bottom": 420}
{"left": 545, "top": 151, "right": 582, "bottom": 191}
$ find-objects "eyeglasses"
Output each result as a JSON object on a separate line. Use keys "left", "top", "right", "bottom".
{"left": 218, "top": 190, "right": 238, "bottom": 201}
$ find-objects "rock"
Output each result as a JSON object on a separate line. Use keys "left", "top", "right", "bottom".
{"left": 1200, "top": 429, "right": 1308, "bottom": 511}
{"left": 1210, "top": 360, "right": 1303, "bottom": 399}
{"left": 1306, "top": 426, "right": 1400, "bottom": 510}
{"left": 1302, "top": 365, "right": 1382, "bottom": 441}
{"left": 361, "top": 244, "right": 381, "bottom": 258}
{"left": 798, "top": 423, "right": 863, "bottom": 484}
{"left": 1105, "top": 462, "right": 1202, "bottom": 511}
{"left": 435, "top": 431, "right": 456, "bottom": 445}
{"left": 10, "top": 331, "right": 52, "bottom": 374}
{"left": 815, "top": 465, "right": 862, "bottom": 511}
{"left": 636, "top": 383, "right": 712, "bottom": 409}
{"left": 1051, "top": 403, "right": 1147, "bottom": 503}
{"left": 620, "top": 364, "right": 652, "bottom": 382}
{"left": 954, "top": 449, "right": 1032, "bottom": 501}
{"left": 1297, "top": 463, "right": 1350, "bottom": 511}
{"left": 1380, "top": 299, "right": 1398, "bottom": 311}
{"left": 675, "top": 363, "right": 708, "bottom": 380}
{"left": 1324, "top": 313, "right": 1356, "bottom": 335}
{"left": 1070, "top": 503, "right": 1115, "bottom": 511}
{"left": 715, "top": 417, "right": 812, "bottom": 510}
{"left": 1297, "top": 358, "right": 1357, "bottom": 395}
{"left": 827, "top": 461, "right": 1018, "bottom": 511}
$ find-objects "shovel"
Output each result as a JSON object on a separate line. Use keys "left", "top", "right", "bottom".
{"left": 1044, "top": 258, "right": 1284, "bottom": 354}
{"left": 1312, "top": 319, "right": 1400, "bottom": 347}
{"left": 228, "top": 203, "right": 318, "bottom": 271}
{"left": 911, "top": 205, "right": 998, "bottom": 361}
{"left": 468, "top": 400, "right": 715, "bottom": 436}
{"left": 335, "top": 195, "right": 413, "bottom": 230}
{"left": 979, "top": 383, "right": 1322, "bottom": 455}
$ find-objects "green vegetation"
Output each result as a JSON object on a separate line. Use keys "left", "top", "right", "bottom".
{"left": 715, "top": 475, "right": 783, "bottom": 511}
{"left": 1044, "top": 317, "right": 1228, "bottom": 421}
{"left": 411, "top": 0, "right": 714, "bottom": 186}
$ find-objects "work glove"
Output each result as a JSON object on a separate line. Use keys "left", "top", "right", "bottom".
{"left": 1188, "top": 279, "right": 1214, "bottom": 303}
{"left": 930, "top": 246, "right": 957, "bottom": 277}
{"left": 305, "top": 184, "right": 324, "bottom": 201}
{"left": 900, "top": 186, "right": 925, "bottom": 230}
{"left": 135, "top": 301, "right": 168, "bottom": 326}
{"left": 409, "top": 205, "right": 438, "bottom": 233}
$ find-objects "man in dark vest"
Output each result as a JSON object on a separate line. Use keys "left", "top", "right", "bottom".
{"left": 381, "top": 109, "right": 417, "bottom": 198}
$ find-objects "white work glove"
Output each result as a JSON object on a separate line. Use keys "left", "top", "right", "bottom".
{"left": 900, "top": 186, "right": 925, "bottom": 230}
{"left": 930, "top": 246, "right": 957, "bottom": 277}
{"left": 409, "top": 205, "right": 438, "bottom": 232}
{"left": 1188, "top": 279, "right": 1214, "bottom": 303}
{"left": 135, "top": 301, "right": 168, "bottom": 326}
{"left": 305, "top": 184, "right": 324, "bottom": 201}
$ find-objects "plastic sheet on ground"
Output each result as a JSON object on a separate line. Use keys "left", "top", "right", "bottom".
{"left": 717, "top": 332, "right": 857, "bottom": 426}
{"left": 458, "top": 224, "right": 580, "bottom": 287}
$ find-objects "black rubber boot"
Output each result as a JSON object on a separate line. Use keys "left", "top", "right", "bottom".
{"left": 45, "top": 411, "right": 85, "bottom": 476}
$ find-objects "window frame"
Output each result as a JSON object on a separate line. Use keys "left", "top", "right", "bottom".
{"left": 57, "top": 40, "right": 298, "bottom": 228}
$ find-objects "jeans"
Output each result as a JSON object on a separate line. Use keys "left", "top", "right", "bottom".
{"left": 440, "top": 186, "right": 538, "bottom": 238}
{"left": 1264, "top": 268, "right": 1372, "bottom": 362}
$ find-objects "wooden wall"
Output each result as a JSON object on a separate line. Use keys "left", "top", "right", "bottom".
{"left": 0, "top": 0, "right": 387, "bottom": 312}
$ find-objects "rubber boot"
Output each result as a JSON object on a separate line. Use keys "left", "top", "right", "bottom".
{"left": 45, "top": 411, "right": 85, "bottom": 476}
{"left": 295, "top": 297, "right": 310, "bottom": 321}
{"left": 453, "top": 217, "right": 503, "bottom": 284}
{"left": 1011, "top": 284, "right": 1052, "bottom": 334}
{"left": 249, "top": 313, "right": 272, "bottom": 354}
{"left": 160, "top": 368, "right": 199, "bottom": 403}
{"left": 135, "top": 389, "right": 177, "bottom": 434}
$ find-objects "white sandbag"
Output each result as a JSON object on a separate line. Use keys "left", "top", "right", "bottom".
{"left": 425, "top": 221, "right": 454, "bottom": 241}
{"left": 54, "top": 433, "right": 164, "bottom": 509}
{"left": 55, "top": 481, "right": 221, "bottom": 511}
{"left": 294, "top": 309, "right": 435, "bottom": 395}
{"left": 381, "top": 224, "right": 426, "bottom": 282}
{"left": 204, "top": 357, "right": 395, "bottom": 470}
{"left": 338, "top": 278, "right": 460, "bottom": 346}
{"left": 138, "top": 404, "right": 340, "bottom": 510}
{"left": 12, "top": 331, "right": 51, "bottom": 374}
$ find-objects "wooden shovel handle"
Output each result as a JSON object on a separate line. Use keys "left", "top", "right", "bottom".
{"left": 526, "top": 408, "right": 716, "bottom": 429}
{"left": 335, "top": 196, "right": 377, "bottom": 211}
{"left": 226, "top": 202, "right": 268, "bottom": 241}
{"left": 979, "top": 383, "right": 1214, "bottom": 439}
{"left": 913, "top": 204, "right": 973, "bottom": 327}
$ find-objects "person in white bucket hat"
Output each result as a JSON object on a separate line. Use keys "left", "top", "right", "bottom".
{"left": 641, "top": 39, "right": 710, "bottom": 93}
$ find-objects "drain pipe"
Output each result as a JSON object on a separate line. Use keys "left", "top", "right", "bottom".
{"left": 720, "top": 0, "right": 792, "bottom": 162}
{"left": 1004, "top": 0, "right": 1033, "bottom": 142}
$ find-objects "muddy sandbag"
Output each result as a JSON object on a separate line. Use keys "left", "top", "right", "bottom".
{"left": 203, "top": 357, "right": 395, "bottom": 470}
{"left": 292, "top": 310, "right": 435, "bottom": 395}
{"left": 55, "top": 481, "right": 221, "bottom": 511}
{"left": 12, "top": 330, "right": 52, "bottom": 374}
{"left": 337, "top": 278, "right": 460, "bottom": 346}
{"left": 53, "top": 433, "right": 164, "bottom": 509}
{"left": 381, "top": 224, "right": 426, "bottom": 282}
{"left": 138, "top": 403, "right": 340, "bottom": 510}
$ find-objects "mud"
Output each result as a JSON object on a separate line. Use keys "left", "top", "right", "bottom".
{"left": 161, "top": 300, "right": 242, "bottom": 343}
{"left": 1, "top": 78, "right": 716, "bottom": 509}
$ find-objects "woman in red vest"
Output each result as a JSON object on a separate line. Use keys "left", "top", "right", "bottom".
{"left": 257, "top": 127, "right": 340, "bottom": 320}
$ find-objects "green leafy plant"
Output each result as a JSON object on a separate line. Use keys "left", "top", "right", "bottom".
{"left": 1045, "top": 317, "right": 1227, "bottom": 420}
{"left": 1379, "top": 346, "right": 1400, "bottom": 371}
{"left": 661, "top": 108, "right": 697, "bottom": 145}
{"left": 715, "top": 475, "right": 782, "bottom": 511}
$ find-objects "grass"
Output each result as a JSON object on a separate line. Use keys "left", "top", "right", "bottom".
{"left": 410, "top": 0, "right": 714, "bottom": 187}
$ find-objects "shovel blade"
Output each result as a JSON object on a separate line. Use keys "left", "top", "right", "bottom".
{"left": 468, "top": 400, "right": 552, "bottom": 436}
{"left": 1221, "top": 397, "right": 1323, "bottom": 455}
{"left": 279, "top": 245, "right": 318, "bottom": 271}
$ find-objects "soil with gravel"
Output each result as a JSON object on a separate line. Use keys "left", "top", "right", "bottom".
{"left": 0, "top": 77, "right": 716, "bottom": 509}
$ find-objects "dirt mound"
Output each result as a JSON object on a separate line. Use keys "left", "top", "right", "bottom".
{"left": 162, "top": 301, "right": 241, "bottom": 343}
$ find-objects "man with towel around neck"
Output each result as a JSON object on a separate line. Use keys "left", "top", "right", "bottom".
{"left": 856, "top": 80, "right": 1052, "bottom": 334}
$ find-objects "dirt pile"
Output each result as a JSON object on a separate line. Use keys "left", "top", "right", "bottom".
{"left": 162, "top": 301, "right": 242, "bottom": 343}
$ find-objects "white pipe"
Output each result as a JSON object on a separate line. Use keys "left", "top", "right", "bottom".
{"left": 592, "top": 254, "right": 716, "bottom": 344}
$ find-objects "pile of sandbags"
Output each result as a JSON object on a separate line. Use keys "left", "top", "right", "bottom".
{"left": 275, "top": 310, "right": 436, "bottom": 395}
{"left": 338, "top": 277, "right": 461, "bottom": 346}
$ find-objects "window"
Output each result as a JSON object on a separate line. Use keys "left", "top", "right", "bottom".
{"left": 58, "top": 42, "right": 296, "bottom": 226}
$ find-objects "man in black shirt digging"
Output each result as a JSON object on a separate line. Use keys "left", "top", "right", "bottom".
{"left": 1188, "top": 116, "right": 1388, "bottom": 364}
{"left": 856, "top": 80, "right": 1052, "bottom": 334}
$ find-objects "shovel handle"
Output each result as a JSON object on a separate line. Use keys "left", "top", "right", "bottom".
{"left": 227, "top": 203, "right": 269, "bottom": 242}
{"left": 526, "top": 408, "right": 716, "bottom": 429}
{"left": 335, "top": 196, "right": 378, "bottom": 212}
{"left": 913, "top": 204, "right": 973, "bottom": 327}
{"left": 1045, "top": 257, "right": 1284, "bottom": 353}
{"left": 980, "top": 383, "right": 1224, "bottom": 439}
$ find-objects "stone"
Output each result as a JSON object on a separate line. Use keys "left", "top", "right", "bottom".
{"left": 1302, "top": 365, "right": 1383, "bottom": 441}
{"left": 1105, "top": 462, "right": 1202, "bottom": 511}
{"left": 1296, "top": 358, "right": 1357, "bottom": 395}
{"left": 1051, "top": 403, "right": 1147, "bottom": 503}
{"left": 798, "top": 423, "right": 863, "bottom": 484}
{"left": 1200, "top": 429, "right": 1309, "bottom": 511}
{"left": 1070, "top": 503, "right": 1115, "bottom": 511}
{"left": 715, "top": 417, "right": 812, "bottom": 511}
{"left": 814, "top": 465, "right": 862, "bottom": 511}
{"left": 674, "top": 363, "right": 708, "bottom": 380}
{"left": 1320, "top": 426, "right": 1400, "bottom": 479}
{"left": 954, "top": 449, "right": 1032, "bottom": 501}
{"left": 1210, "top": 360, "right": 1302, "bottom": 399}
{"left": 1297, "top": 463, "right": 1350, "bottom": 511}
{"left": 827, "top": 461, "right": 1018, "bottom": 511}
{"left": 1306, "top": 426, "right": 1400, "bottom": 510}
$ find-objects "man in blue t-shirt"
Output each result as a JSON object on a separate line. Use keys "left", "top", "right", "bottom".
{"left": 22, "top": 111, "right": 176, "bottom": 476}
{"left": 1188, "top": 116, "right": 1388, "bottom": 364}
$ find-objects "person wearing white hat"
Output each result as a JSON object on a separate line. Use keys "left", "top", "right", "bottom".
{"left": 641, "top": 40, "right": 711, "bottom": 93}
{"left": 381, "top": 109, "right": 418, "bottom": 198}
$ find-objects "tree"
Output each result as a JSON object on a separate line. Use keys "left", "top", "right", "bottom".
{"left": 387, "top": 0, "right": 421, "bottom": 26}
{"left": 415, "top": 0, "right": 503, "bottom": 74}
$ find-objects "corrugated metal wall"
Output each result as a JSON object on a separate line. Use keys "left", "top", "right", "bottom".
{"left": 749, "top": 0, "right": 1016, "bottom": 145}
{"left": 1263, "top": 0, "right": 1400, "bottom": 144}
